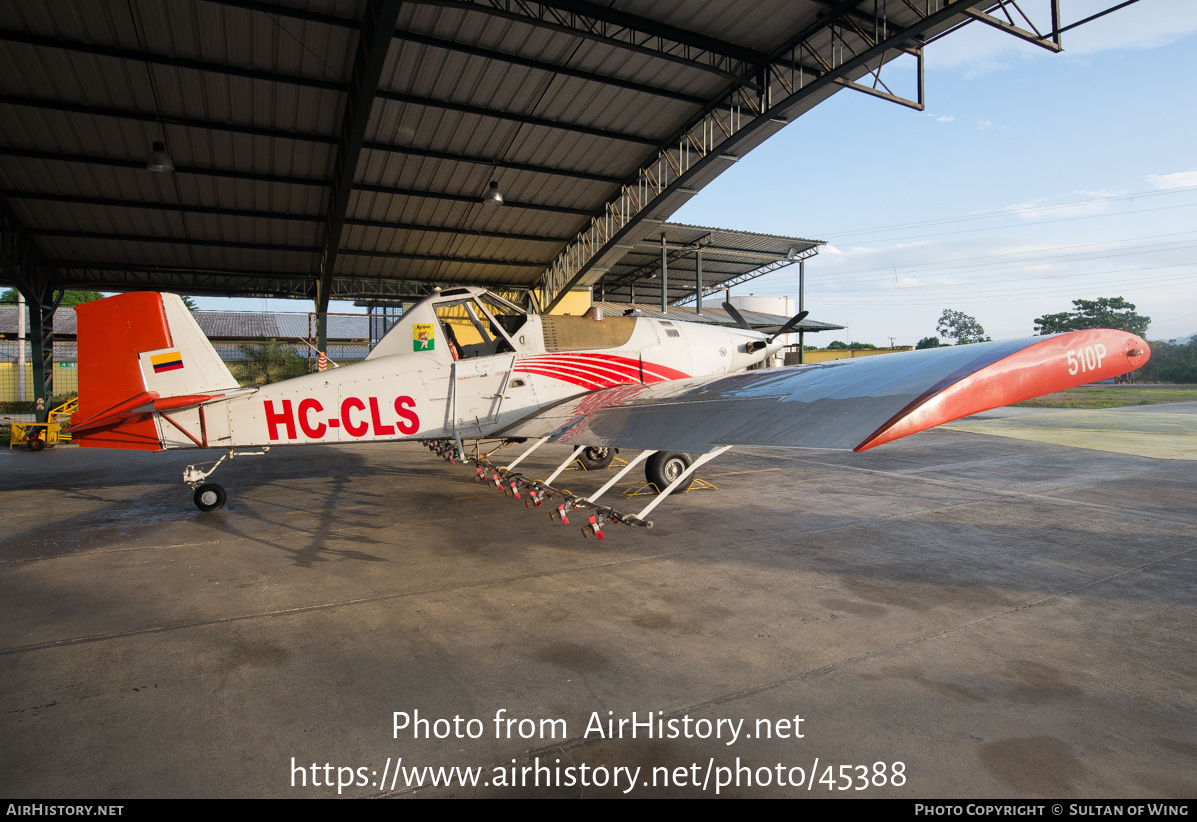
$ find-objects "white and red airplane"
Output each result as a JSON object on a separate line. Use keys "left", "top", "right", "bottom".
{"left": 70, "top": 287, "right": 1150, "bottom": 537}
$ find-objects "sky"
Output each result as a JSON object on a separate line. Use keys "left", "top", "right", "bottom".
{"left": 672, "top": 0, "right": 1197, "bottom": 345}
{"left": 197, "top": 1, "right": 1197, "bottom": 346}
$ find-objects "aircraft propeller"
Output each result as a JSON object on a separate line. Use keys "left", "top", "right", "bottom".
{"left": 730, "top": 304, "right": 809, "bottom": 353}
{"left": 722, "top": 301, "right": 754, "bottom": 331}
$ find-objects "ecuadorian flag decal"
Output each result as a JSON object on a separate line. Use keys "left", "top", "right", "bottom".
{"left": 150, "top": 350, "right": 184, "bottom": 373}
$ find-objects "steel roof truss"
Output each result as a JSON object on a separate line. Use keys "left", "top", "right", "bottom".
{"left": 537, "top": 0, "right": 983, "bottom": 311}
{"left": 963, "top": 0, "right": 1061, "bottom": 52}
{"left": 413, "top": 0, "right": 766, "bottom": 86}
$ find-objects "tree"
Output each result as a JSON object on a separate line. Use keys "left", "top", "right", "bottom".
{"left": 824, "top": 340, "right": 876, "bottom": 350}
{"left": 937, "top": 309, "right": 990, "bottom": 345}
{"left": 232, "top": 338, "right": 307, "bottom": 387}
{"left": 1134, "top": 338, "right": 1197, "bottom": 384}
{"left": 1034, "top": 297, "right": 1149, "bottom": 337}
{"left": 1, "top": 289, "right": 103, "bottom": 306}
{"left": 915, "top": 336, "right": 942, "bottom": 349}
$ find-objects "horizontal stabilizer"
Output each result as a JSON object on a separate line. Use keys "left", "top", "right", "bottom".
{"left": 496, "top": 330, "right": 1150, "bottom": 453}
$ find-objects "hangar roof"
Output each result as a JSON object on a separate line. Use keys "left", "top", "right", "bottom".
{"left": 0, "top": 1, "right": 1068, "bottom": 312}
{"left": 595, "top": 301, "right": 842, "bottom": 332}
{"left": 600, "top": 222, "right": 821, "bottom": 306}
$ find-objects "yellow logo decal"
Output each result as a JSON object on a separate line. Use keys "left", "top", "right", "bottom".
{"left": 413, "top": 323, "right": 435, "bottom": 351}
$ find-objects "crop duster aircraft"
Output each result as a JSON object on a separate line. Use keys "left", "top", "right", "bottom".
{"left": 70, "top": 287, "right": 1150, "bottom": 538}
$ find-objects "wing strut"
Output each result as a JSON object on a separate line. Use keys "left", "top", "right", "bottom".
{"left": 426, "top": 435, "right": 731, "bottom": 538}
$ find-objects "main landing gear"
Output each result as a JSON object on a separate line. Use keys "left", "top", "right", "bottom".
{"left": 644, "top": 452, "right": 694, "bottom": 494}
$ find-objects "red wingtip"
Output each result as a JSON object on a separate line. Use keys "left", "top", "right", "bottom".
{"left": 856, "top": 330, "right": 1151, "bottom": 452}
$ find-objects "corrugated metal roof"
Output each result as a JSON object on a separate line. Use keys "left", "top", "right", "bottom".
{"left": 0, "top": 304, "right": 369, "bottom": 341}
{"left": 0, "top": 306, "right": 77, "bottom": 335}
{"left": 0, "top": 0, "right": 983, "bottom": 306}
{"left": 595, "top": 301, "right": 841, "bottom": 332}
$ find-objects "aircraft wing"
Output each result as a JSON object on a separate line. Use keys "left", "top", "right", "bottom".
{"left": 497, "top": 329, "right": 1149, "bottom": 453}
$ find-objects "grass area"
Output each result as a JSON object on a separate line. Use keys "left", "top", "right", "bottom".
{"left": 1014, "top": 386, "right": 1197, "bottom": 409}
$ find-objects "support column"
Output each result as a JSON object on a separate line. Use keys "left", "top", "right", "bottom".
{"left": 695, "top": 250, "right": 703, "bottom": 314}
{"left": 23, "top": 291, "right": 55, "bottom": 421}
{"left": 798, "top": 258, "right": 805, "bottom": 365}
{"left": 660, "top": 235, "right": 668, "bottom": 314}
{"left": 16, "top": 292, "right": 25, "bottom": 401}
{"left": 316, "top": 311, "right": 328, "bottom": 371}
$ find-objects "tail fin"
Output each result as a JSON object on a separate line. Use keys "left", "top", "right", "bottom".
{"left": 73, "top": 293, "right": 240, "bottom": 450}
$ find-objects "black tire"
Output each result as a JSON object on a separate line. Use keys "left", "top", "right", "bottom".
{"left": 28, "top": 437, "right": 46, "bottom": 452}
{"left": 193, "top": 483, "right": 227, "bottom": 512}
{"left": 645, "top": 451, "right": 694, "bottom": 493}
{"left": 576, "top": 446, "right": 616, "bottom": 471}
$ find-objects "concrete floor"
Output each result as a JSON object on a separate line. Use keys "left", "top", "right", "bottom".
{"left": 1, "top": 421, "right": 1195, "bottom": 798}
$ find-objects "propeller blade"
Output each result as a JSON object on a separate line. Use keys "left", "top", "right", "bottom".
{"left": 722, "top": 301, "right": 753, "bottom": 332}
{"left": 769, "top": 310, "right": 809, "bottom": 342}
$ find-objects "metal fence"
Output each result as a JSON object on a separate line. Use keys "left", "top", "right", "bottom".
{"left": 0, "top": 308, "right": 404, "bottom": 407}
{"left": 0, "top": 341, "right": 78, "bottom": 406}
{"left": 0, "top": 337, "right": 373, "bottom": 405}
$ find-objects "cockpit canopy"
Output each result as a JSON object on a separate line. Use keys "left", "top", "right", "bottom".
{"left": 365, "top": 286, "right": 529, "bottom": 361}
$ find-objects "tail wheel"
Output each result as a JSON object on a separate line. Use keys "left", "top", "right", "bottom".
{"left": 577, "top": 446, "right": 616, "bottom": 471}
{"left": 645, "top": 452, "right": 694, "bottom": 493}
{"left": 193, "top": 483, "right": 227, "bottom": 512}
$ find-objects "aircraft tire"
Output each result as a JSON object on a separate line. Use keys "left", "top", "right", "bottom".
{"left": 645, "top": 452, "right": 694, "bottom": 493}
{"left": 194, "top": 483, "right": 227, "bottom": 512}
{"left": 577, "top": 446, "right": 616, "bottom": 471}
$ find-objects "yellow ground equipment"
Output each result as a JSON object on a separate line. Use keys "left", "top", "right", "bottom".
{"left": 4, "top": 397, "right": 77, "bottom": 451}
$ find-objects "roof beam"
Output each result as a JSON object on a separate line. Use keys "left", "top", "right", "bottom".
{"left": 4, "top": 190, "right": 571, "bottom": 242}
{"left": 537, "top": 0, "right": 980, "bottom": 310}
{"left": 52, "top": 261, "right": 528, "bottom": 300}
{"left": 30, "top": 230, "right": 316, "bottom": 254}
{"left": 393, "top": 31, "right": 708, "bottom": 106}
{"left": 196, "top": 0, "right": 361, "bottom": 29}
{"left": 34, "top": 229, "right": 546, "bottom": 268}
{"left": 0, "top": 93, "right": 338, "bottom": 144}
{"left": 362, "top": 143, "right": 623, "bottom": 184}
{"left": 0, "top": 147, "right": 328, "bottom": 187}
{"left": 0, "top": 93, "right": 619, "bottom": 184}
{"left": 375, "top": 90, "right": 661, "bottom": 146}
{"left": 317, "top": 0, "right": 405, "bottom": 315}
{"left": 0, "top": 29, "right": 345, "bottom": 93}
{"left": 0, "top": 148, "right": 593, "bottom": 214}
{"left": 353, "top": 182, "right": 593, "bottom": 216}
{"left": 411, "top": 0, "right": 765, "bottom": 85}
{"left": 4, "top": 191, "right": 316, "bottom": 223}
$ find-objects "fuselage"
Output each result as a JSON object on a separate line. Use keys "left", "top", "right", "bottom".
{"left": 154, "top": 289, "right": 784, "bottom": 450}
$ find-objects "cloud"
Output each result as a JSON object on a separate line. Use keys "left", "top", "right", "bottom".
{"left": 936, "top": 115, "right": 955, "bottom": 123}
{"left": 976, "top": 119, "right": 992, "bottom": 130}
{"left": 928, "top": 0, "right": 1197, "bottom": 74}
{"left": 1146, "top": 169, "right": 1197, "bottom": 190}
